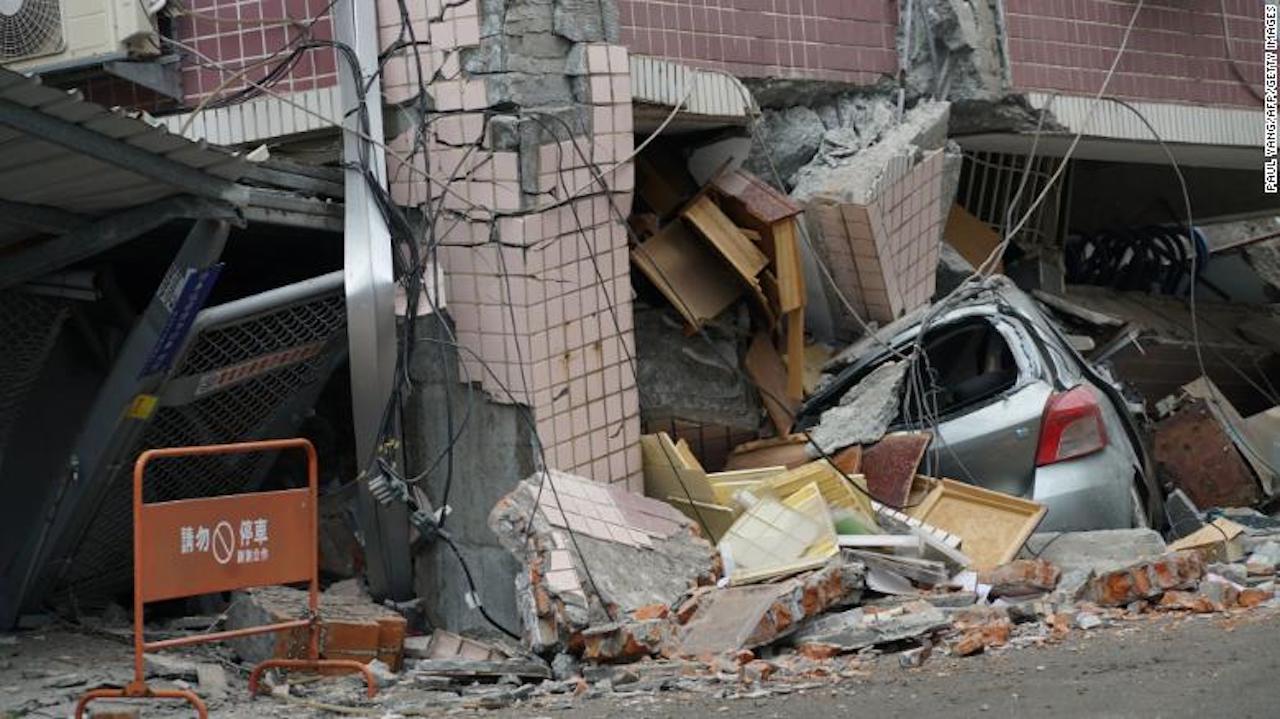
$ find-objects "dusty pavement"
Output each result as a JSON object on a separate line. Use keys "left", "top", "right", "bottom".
{"left": 485, "top": 609, "right": 1280, "bottom": 719}
{"left": 5, "top": 608, "right": 1276, "bottom": 717}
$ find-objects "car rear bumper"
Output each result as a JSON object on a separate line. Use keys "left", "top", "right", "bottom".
{"left": 1031, "top": 443, "right": 1137, "bottom": 531}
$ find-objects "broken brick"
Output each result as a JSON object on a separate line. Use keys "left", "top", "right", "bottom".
{"left": 1157, "top": 590, "right": 1218, "bottom": 613}
{"left": 952, "top": 618, "right": 1011, "bottom": 656}
{"left": 795, "top": 642, "right": 842, "bottom": 660}
{"left": 1238, "top": 587, "right": 1274, "bottom": 608}
{"left": 631, "top": 603, "right": 670, "bottom": 621}
{"left": 950, "top": 605, "right": 1010, "bottom": 631}
{"left": 1084, "top": 551, "right": 1204, "bottom": 607}
{"left": 982, "top": 559, "right": 1061, "bottom": 599}
{"left": 490, "top": 471, "right": 718, "bottom": 654}
{"left": 580, "top": 619, "right": 672, "bottom": 663}
{"left": 952, "top": 631, "right": 987, "bottom": 657}
{"left": 1045, "top": 613, "right": 1073, "bottom": 641}
{"left": 225, "top": 586, "right": 407, "bottom": 670}
{"left": 676, "top": 559, "right": 864, "bottom": 656}
{"left": 740, "top": 659, "right": 777, "bottom": 683}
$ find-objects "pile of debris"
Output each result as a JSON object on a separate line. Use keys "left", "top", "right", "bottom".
{"left": 630, "top": 158, "right": 814, "bottom": 435}
{"left": 390, "top": 449, "right": 1280, "bottom": 714}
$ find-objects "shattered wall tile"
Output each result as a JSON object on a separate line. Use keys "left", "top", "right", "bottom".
{"left": 489, "top": 470, "right": 718, "bottom": 653}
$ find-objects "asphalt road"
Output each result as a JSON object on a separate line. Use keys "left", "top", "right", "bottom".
{"left": 496, "top": 607, "right": 1280, "bottom": 719}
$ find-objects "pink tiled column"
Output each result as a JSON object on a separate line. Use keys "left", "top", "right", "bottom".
{"left": 805, "top": 150, "right": 945, "bottom": 328}
{"left": 378, "top": 0, "right": 641, "bottom": 489}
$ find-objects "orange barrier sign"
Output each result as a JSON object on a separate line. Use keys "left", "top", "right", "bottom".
{"left": 76, "top": 439, "right": 376, "bottom": 719}
{"left": 139, "top": 489, "right": 312, "bottom": 602}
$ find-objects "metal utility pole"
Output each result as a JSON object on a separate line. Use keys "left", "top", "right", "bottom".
{"left": 333, "top": 0, "right": 413, "bottom": 599}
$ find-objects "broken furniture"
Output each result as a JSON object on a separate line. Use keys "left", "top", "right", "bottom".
{"left": 908, "top": 477, "right": 1047, "bottom": 571}
{"left": 632, "top": 167, "right": 811, "bottom": 436}
{"left": 1158, "top": 377, "right": 1279, "bottom": 501}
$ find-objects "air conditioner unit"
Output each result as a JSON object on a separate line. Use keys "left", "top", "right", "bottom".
{"left": 0, "top": 0, "right": 157, "bottom": 70}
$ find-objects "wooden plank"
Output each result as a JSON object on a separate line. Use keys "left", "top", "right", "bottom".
{"left": 681, "top": 195, "right": 769, "bottom": 281}
{"left": 771, "top": 219, "right": 805, "bottom": 313}
{"left": 785, "top": 308, "right": 805, "bottom": 400}
{"left": 744, "top": 331, "right": 797, "bottom": 435}
{"left": 943, "top": 203, "right": 1003, "bottom": 273}
{"left": 710, "top": 169, "right": 804, "bottom": 227}
{"left": 673, "top": 437, "right": 705, "bottom": 472}
{"left": 632, "top": 220, "right": 743, "bottom": 328}
{"left": 1182, "top": 377, "right": 1276, "bottom": 493}
{"left": 707, "top": 467, "right": 787, "bottom": 484}
{"left": 760, "top": 269, "right": 782, "bottom": 315}
{"left": 907, "top": 478, "right": 1047, "bottom": 571}
{"left": 705, "top": 467, "right": 783, "bottom": 505}
{"left": 640, "top": 433, "right": 718, "bottom": 504}
{"left": 724, "top": 434, "right": 810, "bottom": 470}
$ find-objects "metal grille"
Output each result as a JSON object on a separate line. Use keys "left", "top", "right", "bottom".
{"left": 957, "top": 151, "right": 1067, "bottom": 248}
{"left": 0, "top": 290, "right": 69, "bottom": 464}
{"left": 0, "top": 0, "right": 63, "bottom": 60}
{"left": 53, "top": 289, "right": 346, "bottom": 605}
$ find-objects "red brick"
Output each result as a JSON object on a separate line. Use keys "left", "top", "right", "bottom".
{"left": 1086, "top": 552, "right": 1204, "bottom": 607}
{"left": 795, "top": 642, "right": 842, "bottom": 660}
{"left": 1238, "top": 588, "right": 1273, "bottom": 609}
{"left": 983, "top": 559, "right": 1061, "bottom": 598}
{"left": 740, "top": 659, "right": 776, "bottom": 683}
{"left": 632, "top": 603, "right": 670, "bottom": 621}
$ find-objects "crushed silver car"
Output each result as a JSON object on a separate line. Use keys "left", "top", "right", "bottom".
{"left": 797, "top": 277, "right": 1162, "bottom": 532}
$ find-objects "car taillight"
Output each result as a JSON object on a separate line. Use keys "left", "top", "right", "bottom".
{"left": 1036, "top": 385, "right": 1108, "bottom": 466}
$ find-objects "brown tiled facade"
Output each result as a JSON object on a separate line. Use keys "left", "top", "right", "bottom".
{"left": 1005, "top": 0, "right": 1265, "bottom": 107}
{"left": 618, "top": 0, "right": 898, "bottom": 84}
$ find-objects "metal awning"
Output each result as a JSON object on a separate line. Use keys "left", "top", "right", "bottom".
{"left": 956, "top": 93, "right": 1263, "bottom": 170}
{"left": 0, "top": 67, "right": 251, "bottom": 289}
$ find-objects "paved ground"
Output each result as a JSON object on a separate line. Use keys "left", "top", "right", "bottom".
{"left": 492, "top": 608, "right": 1280, "bottom": 719}
{"left": 4, "top": 608, "right": 1277, "bottom": 717}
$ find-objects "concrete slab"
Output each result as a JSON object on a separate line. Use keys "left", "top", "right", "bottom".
{"left": 1024, "top": 529, "right": 1168, "bottom": 575}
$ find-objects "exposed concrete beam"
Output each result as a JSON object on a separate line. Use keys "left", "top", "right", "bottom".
{"left": 0, "top": 195, "right": 241, "bottom": 290}
{"left": 0, "top": 99, "right": 249, "bottom": 205}
{"left": 104, "top": 57, "right": 184, "bottom": 101}
{"left": 0, "top": 199, "right": 88, "bottom": 238}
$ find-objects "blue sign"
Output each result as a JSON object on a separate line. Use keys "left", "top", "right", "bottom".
{"left": 140, "top": 264, "right": 224, "bottom": 378}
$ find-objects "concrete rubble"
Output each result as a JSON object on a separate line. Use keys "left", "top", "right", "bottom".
{"left": 808, "top": 360, "right": 908, "bottom": 453}
{"left": 488, "top": 469, "right": 720, "bottom": 654}
{"left": 790, "top": 600, "right": 950, "bottom": 653}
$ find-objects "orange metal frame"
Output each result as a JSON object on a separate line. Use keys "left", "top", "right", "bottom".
{"left": 75, "top": 439, "right": 376, "bottom": 718}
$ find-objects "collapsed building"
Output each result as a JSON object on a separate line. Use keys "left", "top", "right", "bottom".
{"left": 0, "top": 0, "right": 1279, "bottom": 713}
